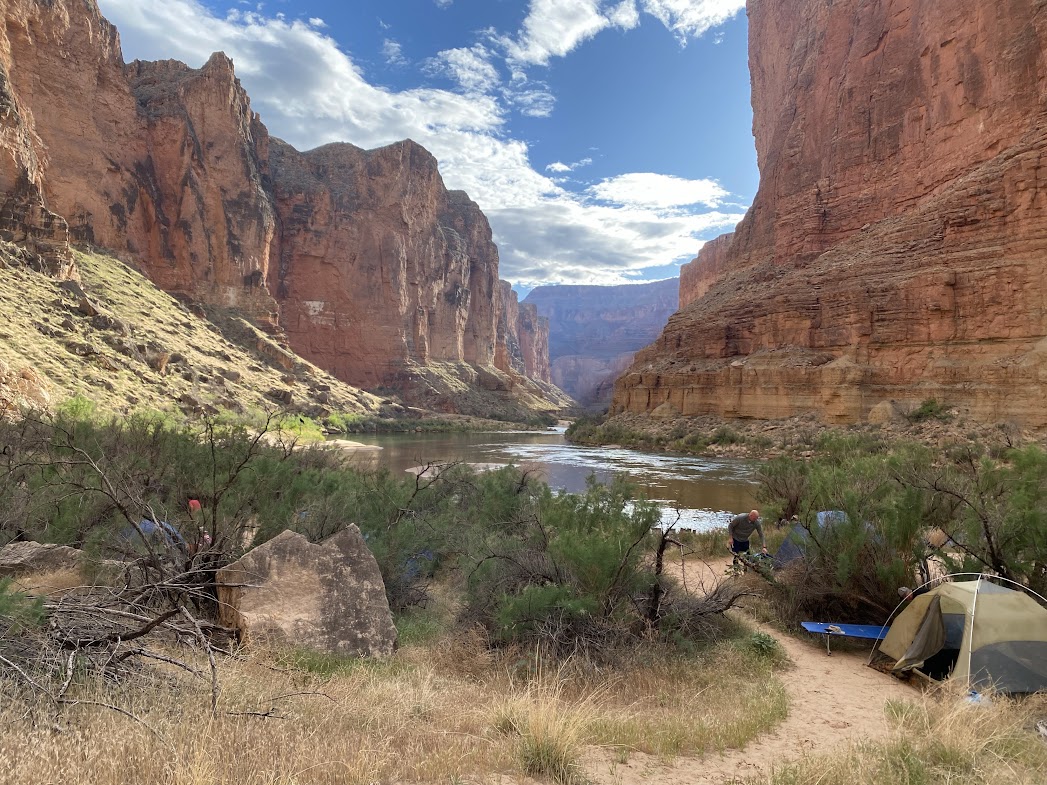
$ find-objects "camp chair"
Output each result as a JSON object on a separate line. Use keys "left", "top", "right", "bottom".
{"left": 801, "top": 622, "right": 889, "bottom": 655}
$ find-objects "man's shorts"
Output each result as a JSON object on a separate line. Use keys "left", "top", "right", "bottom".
{"left": 730, "top": 538, "right": 750, "bottom": 554}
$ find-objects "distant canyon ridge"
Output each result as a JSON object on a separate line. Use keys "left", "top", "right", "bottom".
{"left": 0, "top": 0, "right": 567, "bottom": 417}
{"left": 613, "top": 0, "right": 1047, "bottom": 427}
{"left": 523, "top": 279, "right": 678, "bottom": 410}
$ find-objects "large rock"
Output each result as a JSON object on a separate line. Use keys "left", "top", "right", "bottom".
{"left": 0, "top": 541, "right": 82, "bottom": 577}
{"left": 524, "top": 279, "right": 679, "bottom": 407}
{"left": 612, "top": 0, "right": 1047, "bottom": 426}
{"left": 215, "top": 527, "right": 396, "bottom": 657}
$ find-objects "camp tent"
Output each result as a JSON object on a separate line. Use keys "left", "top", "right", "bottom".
{"left": 772, "top": 510, "right": 848, "bottom": 569}
{"left": 875, "top": 578, "right": 1047, "bottom": 694}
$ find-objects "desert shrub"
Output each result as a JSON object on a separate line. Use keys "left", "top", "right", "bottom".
{"left": 908, "top": 397, "right": 952, "bottom": 422}
{"left": 0, "top": 578, "right": 45, "bottom": 629}
{"left": 461, "top": 476, "right": 665, "bottom": 655}
{"left": 758, "top": 437, "right": 1047, "bottom": 623}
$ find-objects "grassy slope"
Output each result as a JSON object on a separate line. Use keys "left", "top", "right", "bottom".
{"left": 0, "top": 247, "right": 382, "bottom": 417}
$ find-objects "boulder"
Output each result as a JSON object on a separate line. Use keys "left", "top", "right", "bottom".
{"left": 651, "top": 401, "right": 681, "bottom": 420}
{"left": 215, "top": 527, "right": 396, "bottom": 657}
{"left": 867, "top": 400, "right": 905, "bottom": 425}
{"left": 0, "top": 541, "right": 83, "bottom": 577}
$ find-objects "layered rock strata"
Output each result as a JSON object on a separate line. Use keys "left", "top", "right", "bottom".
{"left": 0, "top": 0, "right": 561, "bottom": 414}
{"left": 525, "top": 278, "right": 678, "bottom": 407}
{"left": 613, "top": 0, "right": 1047, "bottom": 426}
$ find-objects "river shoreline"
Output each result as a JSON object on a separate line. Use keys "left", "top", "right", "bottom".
{"left": 566, "top": 410, "right": 1043, "bottom": 461}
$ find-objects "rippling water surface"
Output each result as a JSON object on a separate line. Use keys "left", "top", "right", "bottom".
{"left": 341, "top": 429, "right": 759, "bottom": 532}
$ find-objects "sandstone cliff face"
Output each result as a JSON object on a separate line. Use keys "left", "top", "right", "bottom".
{"left": 495, "top": 281, "right": 551, "bottom": 384}
{"left": 270, "top": 139, "right": 501, "bottom": 390}
{"left": 0, "top": 1, "right": 277, "bottom": 320}
{"left": 0, "top": 0, "right": 560, "bottom": 414}
{"left": 679, "top": 233, "right": 733, "bottom": 309}
{"left": 613, "top": 0, "right": 1047, "bottom": 426}
{"left": 525, "top": 278, "right": 678, "bottom": 407}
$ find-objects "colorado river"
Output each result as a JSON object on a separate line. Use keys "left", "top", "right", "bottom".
{"left": 339, "top": 429, "right": 759, "bottom": 531}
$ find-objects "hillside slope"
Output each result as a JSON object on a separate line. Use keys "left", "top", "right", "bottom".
{"left": 0, "top": 244, "right": 381, "bottom": 417}
{"left": 0, "top": 0, "right": 564, "bottom": 416}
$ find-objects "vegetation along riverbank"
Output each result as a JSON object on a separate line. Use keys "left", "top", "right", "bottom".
{"left": 2, "top": 405, "right": 1046, "bottom": 783}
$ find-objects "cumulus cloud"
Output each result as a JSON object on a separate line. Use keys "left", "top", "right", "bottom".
{"left": 589, "top": 173, "right": 729, "bottom": 209}
{"left": 545, "top": 157, "right": 592, "bottom": 173}
{"left": 96, "top": 0, "right": 745, "bottom": 285}
{"left": 427, "top": 45, "right": 500, "bottom": 94}
{"left": 307, "top": 17, "right": 326, "bottom": 28}
{"left": 640, "top": 0, "right": 746, "bottom": 41}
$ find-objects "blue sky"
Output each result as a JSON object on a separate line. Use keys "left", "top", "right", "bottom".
{"left": 96, "top": 0, "right": 756, "bottom": 289}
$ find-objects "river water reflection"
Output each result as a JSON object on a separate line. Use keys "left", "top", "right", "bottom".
{"left": 340, "top": 429, "right": 759, "bottom": 532}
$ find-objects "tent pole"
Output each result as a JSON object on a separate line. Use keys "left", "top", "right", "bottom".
{"left": 965, "top": 576, "right": 981, "bottom": 692}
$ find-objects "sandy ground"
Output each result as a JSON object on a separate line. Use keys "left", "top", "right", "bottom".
{"left": 584, "top": 555, "right": 914, "bottom": 785}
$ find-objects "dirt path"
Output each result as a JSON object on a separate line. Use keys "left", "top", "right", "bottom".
{"left": 585, "top": 556, "right": 914, "bottom": 785}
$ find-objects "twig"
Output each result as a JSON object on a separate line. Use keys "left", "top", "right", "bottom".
{"left": 178, "top": 605, "right": 220, "bottom": 716}
{"left": 56, "top": 698, "right": 170, "bottom": 746}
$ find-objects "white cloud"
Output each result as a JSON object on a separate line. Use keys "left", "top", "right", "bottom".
{"left": 506, "top": 86, "right": 556, "bottom": 117}
{"left": 95, "top": 0, "right": 745, "bottom": 286}
{"left": 607, "top": 0, "right": 641, "bottom": 29}
{"left": 545, "top": 157, "right": 592, "bottom": 173}
{"left": 307, "top": 17, "right": 326, "bottom": 28}
{"left": 639, "top": 0, "right": 746, "bottom": 41}
{"left": 381, "top": 38, "right": 407, "bottom": 66}
{"left": 589, "top": 173, "right": 729, "bottom": 209}
{"left": 427, "top": 45, "right": 500, "bottom": 94}
{"left": 434, "top": 0, "right": 453, "bottom": 7}
{"left": 498, "top": 0, "right": 615, "bottom": 67}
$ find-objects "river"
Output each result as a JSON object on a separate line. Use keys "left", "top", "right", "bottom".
{"left": 338, "top": 429, "right": 759, "bottom": 532}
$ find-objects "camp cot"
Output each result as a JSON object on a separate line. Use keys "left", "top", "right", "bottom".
{"left": 872, "top": 577, "right": 1047, "bottom": 695}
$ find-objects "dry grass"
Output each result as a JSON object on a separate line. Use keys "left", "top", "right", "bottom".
{"left": 0, "top": 620, "right": 790, "bottom": 785}
{"left": 757, "top": 689, "right": 1047, "bottom": 785}
{"left": 0, "top": 247, "right": 379, "bottom": 417}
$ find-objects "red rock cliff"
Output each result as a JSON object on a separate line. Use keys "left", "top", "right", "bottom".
{"left": 679, "top": 233, "right": 733, "bottom": 309}
{"left": 613, "top": 0, "right": 1047, "bottom": 426}
{"left": 496, "top": 281, "right": 551, "bottom": 384}
{"left": 0, "top": 0, "right": 277, "bottom": 320}
{"left": 0, "top": 0, "right": 561, "bottom": 413}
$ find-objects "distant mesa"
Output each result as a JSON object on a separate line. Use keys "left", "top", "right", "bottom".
{"left": 524, "top": 278, "right": 679, "bottom": 410}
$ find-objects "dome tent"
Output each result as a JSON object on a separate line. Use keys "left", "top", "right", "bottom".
{"left": 873, "top": 577, "right": 1047, "bottom": 694}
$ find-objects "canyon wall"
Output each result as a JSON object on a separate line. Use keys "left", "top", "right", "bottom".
{"left": 0, "top": 0, "right": 561, "bottom": 414}
{"left": 525, "top": 278, "right": 678, "bottom": 408}
{"left": 612, "top": 0, "right": 1047, "bottom": 426}
{"left": 679, "top": 233, "right": 733, "bottom": 309}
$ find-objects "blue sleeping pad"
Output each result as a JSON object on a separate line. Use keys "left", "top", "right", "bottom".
{"left": 801, "top": 622, "right": 889, "bottom": 639}
{"left": 801, "top": 622, "right": 889, "bottom": 654}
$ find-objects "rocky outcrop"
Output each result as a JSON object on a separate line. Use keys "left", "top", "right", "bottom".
{"left": 0, "top": 2, "right": 277, "bottom": 321}
{"left": 0, "top": 541, "right": 82, "bottom": 577}
{"left": 216, "top": 527, "right": 396, "bottom": 657}
{"left": 612, "top": 0, "right": 1047, "bottom": 427}
{"left": 0, "top": 0, "right": 560, "bottom": 415}
{"left": 525, "top": 279, "right": 679, "bottom": 407}
{"left": 679, "top": 233, "right": 733, "bottom": 309}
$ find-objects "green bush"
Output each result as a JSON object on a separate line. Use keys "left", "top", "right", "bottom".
{"left": 908, "top": 398, "right": 952, "bottom": 423}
